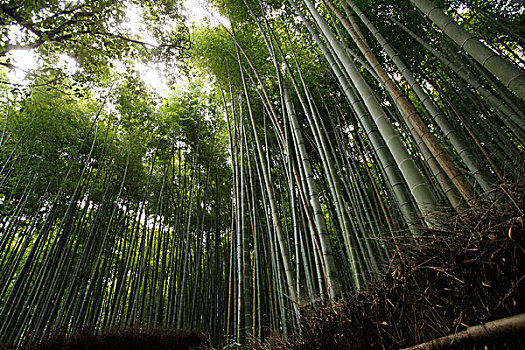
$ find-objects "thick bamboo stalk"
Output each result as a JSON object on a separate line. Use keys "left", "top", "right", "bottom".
{"left": 344, "top": 0, "right": 495, "bottom": 193}
{"left": 325, "top": 0, "right": 476, "bottom": 210}
{"left": 403, "top": 313, "right": 525, "bottom": 350}
{"left": 396, "top": 19, "right": 525, "bottom": 143}
{"left": 410, "top": 0, "right": 525, "bottom": 100}
{"left": 298, "top": 0, "right": 443, "bottom": 224}
{"left": 286, "top": 0, "right": 423, "bottom": 235}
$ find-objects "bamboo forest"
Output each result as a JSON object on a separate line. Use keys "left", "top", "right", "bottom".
{"left": 0, "top": 0, "right": 524, "bottom": 349}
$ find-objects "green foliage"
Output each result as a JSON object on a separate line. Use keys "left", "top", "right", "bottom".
{"left": 1, "top": 87, "right": 103, "bottom": 210}
{"left": 0, "top": 0, "right": 189, "bottom": 85}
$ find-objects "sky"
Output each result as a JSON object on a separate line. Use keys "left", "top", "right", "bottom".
{"left": 6, "top": 0, "right": 228, "bottom": 96}
{"left": 185, "top": 0, "right": 225, "bottom": 25}
{"left": 135, "top": 0, "right": 228, "bottom": 95}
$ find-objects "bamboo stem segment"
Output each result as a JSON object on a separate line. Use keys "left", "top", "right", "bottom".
{"left": 403, "top": 313, "right": 525, "bottom": 350}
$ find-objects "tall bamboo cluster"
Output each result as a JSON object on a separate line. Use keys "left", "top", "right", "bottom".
{"left": 0, "top": 0, "right": 524, "bottom": 347}
{"left": 0, "top": 85, "right": 233, "bottom": 346}
{"left": 207, "top": 0, "right": 525, "bottom": 343}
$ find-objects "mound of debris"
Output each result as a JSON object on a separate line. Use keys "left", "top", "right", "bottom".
{"left": 259, "top": 185, "right": 525, "bottom": 349}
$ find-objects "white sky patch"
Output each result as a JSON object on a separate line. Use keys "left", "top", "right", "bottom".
{"left": 135, "top": 62, "right": 170, "bottom": 95}
{"left": 122, "top": 2, "right": 159, "bottom": 46}
{"left": 136, "top": 0, "right": 228, "bottom": 95}
{"left": 184, "top": 0, "right": 229, "bottom": 27}
{"left": 7, "top": 24, "right": 36, "bottom": 48}
{"left": 7, "top": 51, "right": 79, "bottom": 86}
{"left": 7, "top": 49, "right": 40, "bottom": 84}
{"left": 56, "top": 53, "right": 79, "bottom": 74}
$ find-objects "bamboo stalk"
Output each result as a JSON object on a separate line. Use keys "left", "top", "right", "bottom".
{"left": 403, "top": 313, "right": 525, "bottom": 350}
